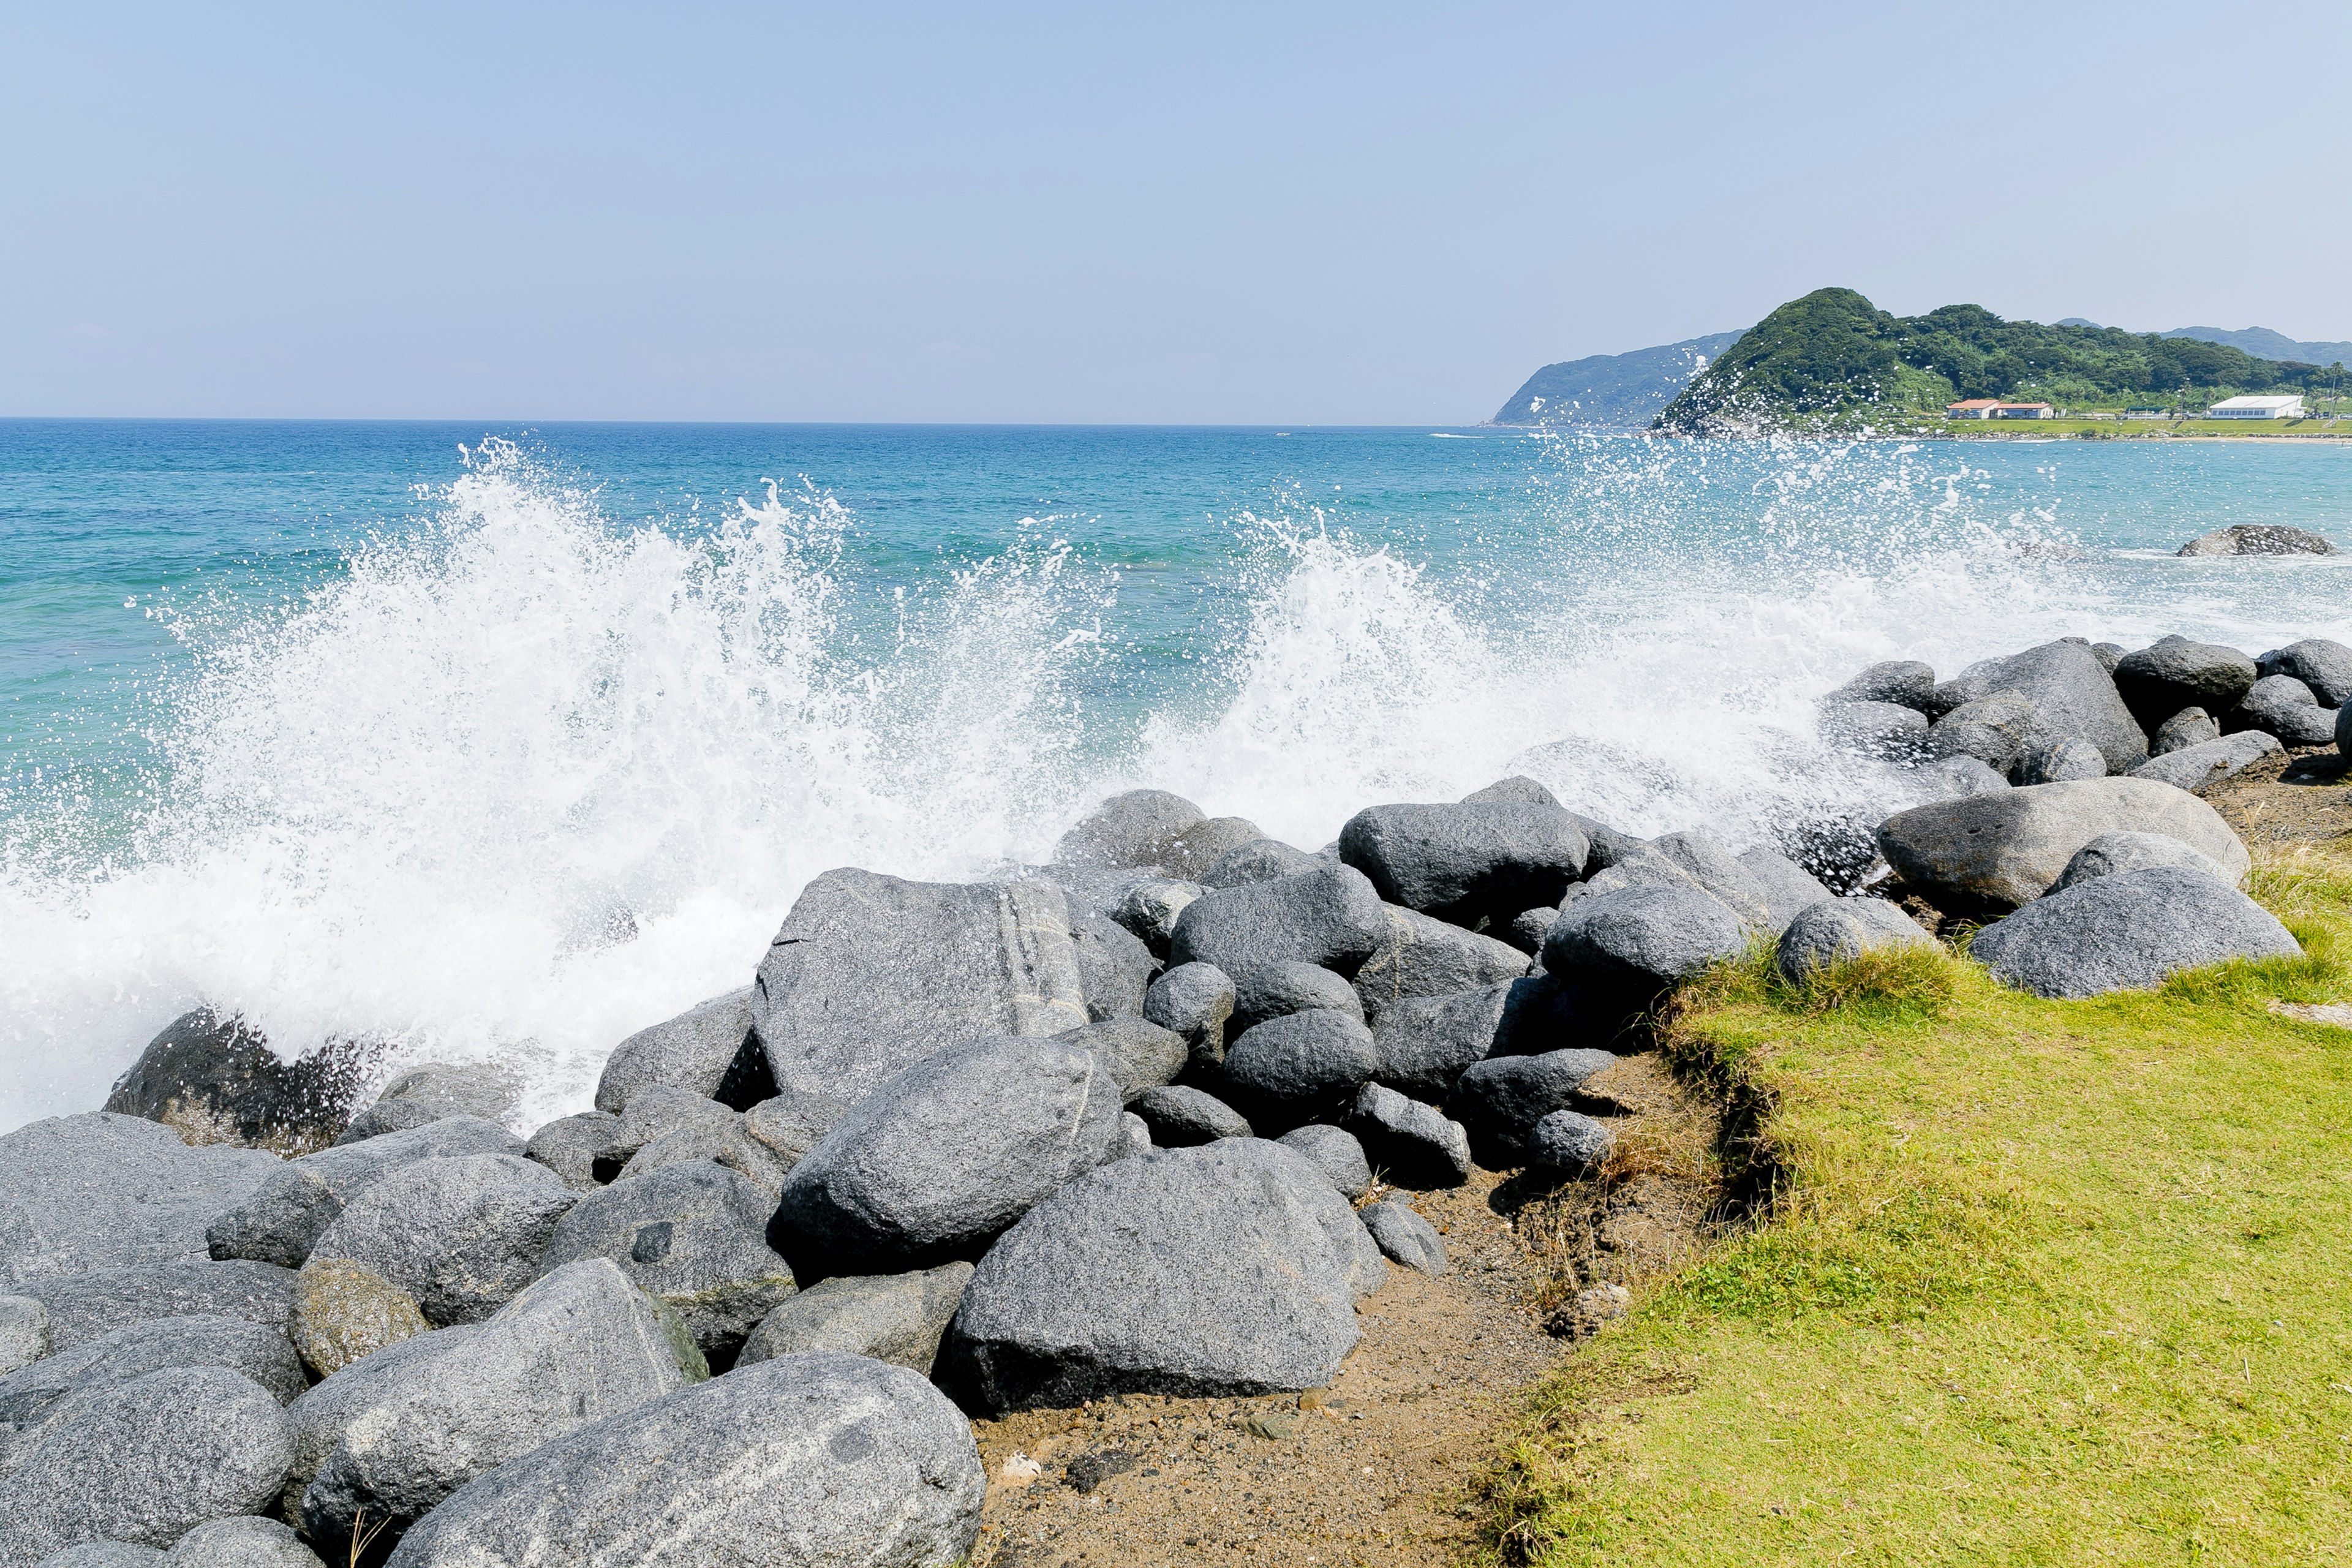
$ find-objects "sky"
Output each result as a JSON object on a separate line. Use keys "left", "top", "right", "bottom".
{"left": 2, "top": 3, "right": 2346, "bottom": 424}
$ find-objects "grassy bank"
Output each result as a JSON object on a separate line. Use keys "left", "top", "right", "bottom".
{"left": 1478, "top": 846, "right": 2352, "bottom": 1565}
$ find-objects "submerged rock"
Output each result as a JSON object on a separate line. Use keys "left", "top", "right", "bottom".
{"left": 2177, "top": 524, "right": 2337, "bottom": 558}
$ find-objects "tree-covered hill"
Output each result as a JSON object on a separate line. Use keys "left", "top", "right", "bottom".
{"left": 1655, "top": 287, "right": 2337, "bottom": 433}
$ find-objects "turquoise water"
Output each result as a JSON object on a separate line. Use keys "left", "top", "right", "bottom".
{"left": 4, "top": 419, "right": 2349, "bottom": 1128}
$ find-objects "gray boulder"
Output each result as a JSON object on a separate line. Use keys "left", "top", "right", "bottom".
{"left": 939, "top": 1139, "right": 1374, "bottom": 1412}
{"left": 1923, "top": 673, "right": 1991, "bottom": 720}
{"left": 288, "top": 1257, "right": 426, "bottom": 1379}
{"left": 2051, "top": 829, "right": 2236, "bottom": 892}
{"left": 203, "top": 1117, "right": 521, "bottom": 1272}
{"left": 1128, "top": 1086, "right": 1251, "bottom": 1147}
{"left": 2257, "top": 638, "right": 2352, "bottom": 707}
{"left": 1115, "top": 1111, "right": 1152, "bottom": 1160}
{"left": 158, "top": 1517, "right": 320, "bottom": 1567}
{"left": 768, "top": 1036, "right": 1123, "bottom": 1282}
{"left": 1972, "top": 865, "right": 2301, "bottom": 998}
{"left": 1774, "top": 897, "right": 1936, "bottom": 983}
{"left": 741, "top": 1088, "right": 854, "bottom": 1173}
{"left": 736, "top": 1261, "right": 972, "bottom": 1375}
{"left": 2152, "top": 707, "right": 2221, "bottom": 755}
{"left": 1736, "top": 846, "right": 1833, "bottom": 932}
{"left": 1461, "top": 775, "right": 1561, "bottom": 808}
{"left": 1819, "top": 700, "right": 1929, "bottom": 757}
{"left": 617, "top": 1110, "right": 794, "bottom": 1194}
{"left": 531, "top": 1163, "right": 796, "bottom": 1362}
{"left": 2178, "top": 524, "right": 2338, "bottom": 557}
{"left": 1445, "top": 1048, "right": 1621, "bottom": 1168}
{"left": 1216, "top": 1011, "right": 1379, "bottom": 1130}
{"left": 102, "top": 1012, "right": 366, "bottom": 1156}
{"left": 337, "top": 1062, "right": 519, "bottom": 1148}
{"left": 380, "top": 1352, "right": 983, "bottom": 1568}
{"left": 1926, "top": 692, "right": 2036, "bottom": 776}
{"left": 1875, "top": 777, "right": 2251, "bottom": 916}
{"left": 1201, "top": 839, "right": 1322, "bottom": 888}
{"left": 1168, "top": 863, "right": 1388, "bottom": 979}
{"left": 1528, "top": 1110, "right": 1615, "bottom": 1174}
{"left": 1141, "top": 961, "right": 1235, "bottom": 1069}
{"left": 2113, "top": 636, "right": 2259, "bottom": 729}
{"left": 1344, "top": 1084, "right": 1471, "bottom": 1189}
{"left": 1827, "top": 660, "right": 1936, "bottom": 712}
{"left": 602, "top": 1084, "right": 733, "bottom": 1165}
{"left": 2018, "top": 737, "right": 2108, "bottom": 784}
{"left": 1370, "top": 982, "right": 1509, "bottom": 1101}
{"left": 521, "top": 1110, "right": 619, "bottom": 1190}
{"left": 1274, "top": 1125, "right": 1371, "bottom": 1200}
{"left": 1964, "top": 639, "right": 2148, "bottom": 774}
{"left": 1071, "top": 913, "right": 1158, "bottom": 1022}
{"left": 1, "top": 1116, "right": 278, "bottom": 1292}
{"left": 0, "top": 1368, "right": 290, "bottom": 1565}
{"left": 748, "top": 869, "right": 1088, "bottom": 1106}
{"left": 307, "top": 1153, "right": 576, "bottom": 1325}
{"left": 1053, "top": 789, "right": 1207, "bottom": 872}
{"left": 1052, "top": 1017, "right": 1188, "bottom": 1100}
{"left": 2128, "top": 731, "right": 2282, "bottom": 790}
{"left": 593, "top": 987, "right": 763, "bottom": 1116}
{"left": 1358, "top": 1203, "right": 1446, "bottom": 1276}
{"left": 1230, "top": 960, "right": 1364, "bottom": 1035}
{"left": 1540, "top": 885, "right": 1747, "bottom": 1023}
{"left": 2091, "top": 641, "right": 2126, "bottom": 673}
{"left": 19, "top": 1262, "right": 295, "bottom": 1355}
{"left": 1110, "top": 878, "right": 1204, "bottom": 958}
{"left": 0, "top": 1316, "right": 303, "bottom": 1468}
{"left": 1336, "top": 803, "right": 1589, "bottom": 927}
{"left": 1167, "top": 816, "right": 1269, "bottom": 880}
{"left": 28, "top": 1544, "right": 162, "bottom": 1567}
{"left": 0, "top": 1300, "right": 41, "bottom": 1378}
{"left": 326, "top": 1098, "right": 443, "bottom": 1145}
{"left": 1352, "top": 905, "right": 1529, "bottom": 1019}
{"left": 1924, "top": 755, "right": 2011, "bottom": 797}
{"left": 1507, "top": 905, "right": 1559, "bottom": 952}
{"left": 295, "top": 1259, "right": 682, "bottom": 1556}
{"left": 1647, "top": 831, "right": 1774, "bottom": 931}
{"left": 2227, "top": 674, "right": 2336, "bottom": 746}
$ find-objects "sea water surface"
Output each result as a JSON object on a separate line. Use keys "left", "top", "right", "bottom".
{"left": 4, "top": 420, "right": 2348, "bottom": 1129}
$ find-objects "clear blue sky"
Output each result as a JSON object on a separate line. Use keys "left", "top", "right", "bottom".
{"left": 3, "top": 2, "right": 2345, "bottom": 424}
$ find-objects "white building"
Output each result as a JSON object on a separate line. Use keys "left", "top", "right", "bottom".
{"left": 2205, "top": 395, "right": 2305, "bottom": 420}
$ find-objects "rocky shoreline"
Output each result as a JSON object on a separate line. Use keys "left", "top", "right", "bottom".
{"left": 1, "top": 630, "right": 2343, "bottom": 1566}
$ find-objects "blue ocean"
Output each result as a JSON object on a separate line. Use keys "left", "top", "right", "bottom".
{"left": 4, "top": 420, "right": 2348, "bottom": 1129}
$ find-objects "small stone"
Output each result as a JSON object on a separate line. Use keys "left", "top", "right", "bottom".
{"left": 736, "top": 1262, "right": 973, "bottom": 1376}
{"left": 1274, "top": 1125, "right": 1373, "bottom": 1200}
{"left": 159, "top": 1516, "right": 323, "bottom": 1567}
{"left": 1128, "top": 1085, "right": 1252, "bottom": 1147}
{"left": 1358, "top": 1203, "right": 1447, "bottom": 1275}
{"left": 1344, "top": 1083, "right": 1471, "bottom": 1189}
{"left": 1527, "top": 1110, "right": 1615, "bottom": 1173}
{"left": 1238, "top": 1412, "right": 1297, "bottom": 1441}
{"left": 1062, "top": 1447, "right": 1139, "bottom": 1491}
{"left": 290, "top": 1257, "right": 428, "bottom": 1379}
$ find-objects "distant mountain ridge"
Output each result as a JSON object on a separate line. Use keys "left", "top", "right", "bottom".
{"left": 1490, "top": 333, "right": 1742, "bottom": 427}
{"left": 2162, "top": 325, "right": 2352, "bottom": 367}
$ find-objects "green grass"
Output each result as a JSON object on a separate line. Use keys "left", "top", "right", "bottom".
{"left": 1478, "top": 847, "right": 2352, "bottom": 1566}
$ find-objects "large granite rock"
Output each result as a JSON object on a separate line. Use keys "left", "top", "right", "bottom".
{"left": 1215, "top": 1011, "right": 1379, "bottom": 1131}
{"left": 1351, "top": 905, "right": 1528, "bottom": 1020}
{"left": 1774, "top": 897, "right": 1936, "bottom": 984}
{"left": 594, "top": 987, "right": 769, "bottom": 1116}
{"left": 18, "top": 1262, "right": 295, "bottom": 1355}
{"left": 530, "top": 1163, "right": 796, "bottom": 1363}
{"left": 1141, "top": 962, "right": 1235, "bottom": 1070}
{"left": 1273, "top": 1125, "right": 1371, "bottom": 1200}
{"left": 204, "top": 1117, "right": 522, "bottom": 1272}
{"left": 2018, "top": 737, "right": 2109, "bottom": 784}
{"left": 1369, "top": 982, "right": 1509, "bottom": 1101}
{"left": 1336, "top": 803, "right": 1589, "bottom": 927}
{"left": 0, "top": 1316, "right": 303, "bottom": 1466}
{"left": 1925, "top": 755, "right": 2013, "bottom": 798}
{"left": 749, "top": 870, "right": 1088, "bottom": 1105}
{"left": 1052, "top": 1018, "right": 1188, "bottom": 1101}
{"left": 1646, "top": 830, "right": 1774, "bottom": 931}
{"left": 0, "top": 1368, "right": 291, "bottom": 1567}
{"left": 1111, "top": 878, "right": 1204, "bottom": 959}
{"left": 2128, "top": 731, "right": 2282, "bottom": 790}
{"left": 1926, "top": 691, "right": 2037, "bottom": 777}
{"left": 1200, "top": 838, "right": 1324, "bottom": 889}
{"left": 158, "top": 1517, "right": 320, "bottom": 1567}
{"left": 2257, "top": 638, "right": 2352, "bottom": 707}
{"left": 1962, "top": 639, "right": 2148, "bottom": 774}
{"left": 103, "top": 1012, "right": 368, "bottom": 1156}
{"left": 521, "top": 1110, "right": 620, "bottom": 1190}
{"left": 2152, "top": 706, "right": 2221, "bottom": 755}
{"left": 767, "top": 1036, "right": 1123, "bottom": 1282}
{"left": 2113, "top": 636, "right": 2260, "bottom": 729}
{"left": 1167, "top": 864, "right": 1388, "bottom": 979}
{"left": 1736, "top": 846, "right": 1834, "bottom": 932}
{"left": 1054, "top": 790, "right": 1204, "bottom": 872}
{"left": 616, "top": 1111, "right": 794, "bottom": 1194}
{"left": 1071, "top": 913, "right": 1158, "bottom": 1022}
{"left": 2226, "top": 674, "right": 2337, "bottom": 746}
{"left": 1540, "top": 885, "right": 1747, "bottom": 1023}
{"left": 1826, "top": 660, "right": 1936, "bottom": 712}
{"left": 1344, "top": 1084, "right": 1471, "bottom": 1189}
{"left": 1875, "top": 777, "right": 2250, "bottom": 917}
{"left": 306, "top": 1153, "right": 576, "bottom": 1325}
{"left": 1227, "top": 961, "right": 1364, "bottom": 1036}
{"left": 1445, "top": 1048, "right": 1621, "bottom": 1168}
{"left": 939, "top": 1140, "right": 1376, "bottom": 1413}
{"left": 1461, "top": 775, "right": 1562, "bottom": 809}
{"left": 293, "top": 1259, "right": 681, "bottom": 1557}
{"left": 736, "top": 1261, "right": 973, "bottom": 1376}
{"left": 289, "top": 1258, "right": 427, "bottom": 1379}
{"left": 334, "top": 1063, "right": 521, "bottom": 1147}
{"left": 2050, "top": 830, "right": 2236, "bottom": 893}
{"left": 380, "top": 1352, "right": 984, "bottom": 1568}
{"left": 1128, "top": 1086, "right": 1251, "bottom": 1147}
{"left": 1, "top": 1116, "right": 278, "bottom": 1292}
{"left": 1359, "top": 1202, "right": 1446, "bottom": 1276}
{"left": 1971, "top": 865, "right": 2301, "bottom": 998}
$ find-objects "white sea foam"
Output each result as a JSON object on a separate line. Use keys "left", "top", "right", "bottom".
{"left": 2, "top": 435, "right": 2346, "bottom": 1131}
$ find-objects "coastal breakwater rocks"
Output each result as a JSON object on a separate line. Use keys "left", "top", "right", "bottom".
{"left": 104, "top": 1012, "right": 370, "bottom": 1156}
{"left": 1, "top": 1115, "right": 280, "bottom": 1291}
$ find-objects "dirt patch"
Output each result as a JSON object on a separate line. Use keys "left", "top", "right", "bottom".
{"left": 965, "top": 1056, "right": 1725, "bottom": 1567}
{"left": 2197, "top": 745, "right": 2352, "bottom": 847}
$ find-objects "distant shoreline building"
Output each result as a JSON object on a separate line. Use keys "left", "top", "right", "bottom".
{"left": 1946, "top": 399, "right": 2001, "bottom": 419}
{"left": 1947, "top": 399, "right": 2056, "bottom": 420}
{"left": 2204, "top": 394, "right": 2305, "bottom": 420}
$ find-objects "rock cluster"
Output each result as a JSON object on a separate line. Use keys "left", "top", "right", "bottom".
{"left": 11, "top": 629, "right": 2322, "bottom": 1562}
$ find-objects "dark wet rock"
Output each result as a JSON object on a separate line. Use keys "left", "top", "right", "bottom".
{"left": 737, "top": 1261, "right": 972, "bottom": 1376}
{"left": 1461, "top": 775, "right": 1561, "bottom": 808}
{"left": 2050, "top": 830, "right": 2235, "bottom": 894}
{"left": 1962, "top": 638, "right": 2149, "bottom": 775}
{"left": 593, "top": 987, "right": 763, "bottom": 1116}
{"left": 1923, "top": 673, "right": 1991, "bottom": 721}
{"left": 1926, "top": 691, "right": 2036, "bottom": 776}
{"left": 289, "top": 1257, "right": 427, "bottom": 1379}
{"left": 521, "top": 1110, "right": 619, "bottom": 1191}
{"left": 1128, "top": 1086, "right": 1251, "bottom": 1147}
{"left": 1, "top": 1116, "right": 279, "bottom": 1292}
{"left": 2152, "top": 707, "right": 2220, "bottom": 756}
{"left": 1527, "top": 1110, "right": 1615, "bottom": 1174}
{"left": 1201, "top": 839, "right": 1323, "bottom": 889}
{"left": 157, "top": 1517, "right": 320, "bottom": 1567}
{"left": 1971, "top": 865, "right": 2301, "bottom": 998}
{"left": 103, "top": 1012, "right": 369, "bottom": 1156}
{"left": 531, "top": 1163, "right": 796, "bottom": 1363}
{"left": 1142, "top": 962, "right": 1235, "bottom": 1070}
{"left": 1229, "top": 960, "right": 1365, "bottom": 1035}
{"left": 2257, "top": 638, "right": 2352, "bottom": 707}
{"left": 1736, "top": 846, "right": 1833, "bottom": 932}
{"left": 1336, "top": 803, "right": 1589, "bottom": 927}
{"left": 2113, "top": 637, "right": 2260, "bottom": 730}
{"left": 1444, "top": 1048, "right": 1621, "bottom": 1168}
{"left": 1828, "top": 660, "right": 1937, "bottom": 712}
{"left": 1540, "top": 884, "right": 1747, "bottom": 1022}
{"left": 768, "top": 1036, "right": 1123, "bottom": 1282}
{"left": 750, "top": 869, "right": 1088, "bottom": 1107}
{"left": 2017, "top": 737, "right": 2108, "bottom": 784}
{"left": 1053, "top": 1017, "right": 1189, "bottom": 1101}
{"left": 1875, "top": 777, "right": 2251, "bottom": 917}
{"left": 307, "top": 1153, "right": 576, "bottom": 1326}
{"left": 1819, "top": 700, "right": 1929, "bottom": 757}
{"left": 1168, "top": 863, "right": 1388, "bottom": 981}
{"left": 203, "top": 1117, "right": 523, "bottom": 1272}
{"left": 1344, "top": 1084, "right": 1471, "bottom": 1189}
{"left": 1216, "top": 1011, "right": 1380, "bottom": 1131}
{"left": 938, "top": 1139, "right": 1374, "bottom": 1413}
{"left": 1352, "top": 905, "right": 1529, "bottom": 1020}
{"left": 1110, "top": 878, "right": 1204, "bottom": 959}
{"left": 1774, "top": 897, "right": 1936, "bottom": 983}
{"left": 1072, "top": 912, "right": 1158, "bottom": 1022}
{"left": 1368, "top": 982, "right": 1509, "bottom": 1101}
{"left": 0, "top": 1367, "right": 291, "bottom": 1567}
{"left": 18, "top": 1262, "right": 295, "bottom": 1356}
{"left": 337, "top": 1063, "right": 519, "bottom": 1147}
{"left": 2177, "top": 524, "right": 2337, "bottom": 557}
{"left": 2227, "top": 674, "right": 2337, "bottom": 746}
{"left": 295, "top": 1259, "right": 682, "bottom": 1558}
{"left": 380, "top": 1351, "right": 983, "bottom": 1568}
{"left": 1358, "top": 1202, "right": 1446, "bottom": 1275}
{"left": 1924, "top": 755, "right": 2013, "bottom": 797}
{"left": 2128, "top": 731, "right": 2282, "bottom": 790}
{"left": 1274, "top": 1125, "right": 1371, "bottom": 1200}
